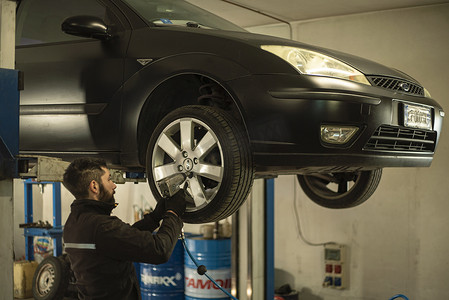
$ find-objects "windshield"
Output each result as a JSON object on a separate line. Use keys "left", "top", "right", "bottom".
{"left": 122, "top": 0, "right": 245, "bottom": 32}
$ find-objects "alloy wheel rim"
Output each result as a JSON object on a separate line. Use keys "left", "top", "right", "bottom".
{"left": 152, "top": 117, "right": 224, "bottom": 211}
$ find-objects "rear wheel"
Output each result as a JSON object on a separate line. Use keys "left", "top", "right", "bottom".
{"left": 146, "top": 105, "right": 254, "bottom": 223}
{"left": 297, "top": 169, "right": 382, "bottom": 208}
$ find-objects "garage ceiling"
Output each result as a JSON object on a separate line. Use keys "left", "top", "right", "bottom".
{"left": 188, "top": 0, "right": 449, "bottom": 28}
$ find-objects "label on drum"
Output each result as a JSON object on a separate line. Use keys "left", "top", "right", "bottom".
{"left": 185, "top": 267, "right": 231, "bottom": 298}
{"left": 141, "top": 272, "right": 183, "bottom": 287}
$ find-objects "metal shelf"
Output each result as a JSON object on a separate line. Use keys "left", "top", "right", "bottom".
{"left": 23, "top": 179, "right": 63, "bottom": 260}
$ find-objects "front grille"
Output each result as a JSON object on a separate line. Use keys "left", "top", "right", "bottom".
{"left": 367, "top": 76, "right": 424, "bottom": 96}
{"left": 364, "top": 125, "right": 436, "bottom": 152}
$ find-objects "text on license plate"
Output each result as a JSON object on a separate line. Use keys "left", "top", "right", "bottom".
{"left": 404, "top": 104, "right": 432, "bottom": 130}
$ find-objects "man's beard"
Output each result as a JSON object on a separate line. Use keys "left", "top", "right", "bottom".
{"left": 99, "top": 183, "right": 115, "bottom": 205}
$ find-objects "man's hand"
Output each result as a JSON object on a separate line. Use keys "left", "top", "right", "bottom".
{"left": 165, "top": 189, "right": 187, "bottom": 217}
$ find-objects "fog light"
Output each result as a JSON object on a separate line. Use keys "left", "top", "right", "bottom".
{"left": 321, "top": 125, "right": 358, "bottom": 144}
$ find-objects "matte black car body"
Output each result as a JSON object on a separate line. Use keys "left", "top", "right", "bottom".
{"left": 16, "top": 0, "right": 444, "bottom": 222}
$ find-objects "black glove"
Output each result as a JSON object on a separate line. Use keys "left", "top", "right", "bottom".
{"left": 165, "top": 189, "right": 187, "bottom": 217}
{"left": 132, "top": 199, "right": 167, "bottom": 231}
{"left": 151, "top": 198, "right": 166, "bottom": 221}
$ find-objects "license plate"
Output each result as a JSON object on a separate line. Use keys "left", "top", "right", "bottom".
{"left": 404, "top": 104, "right": 432, "bottom": 130}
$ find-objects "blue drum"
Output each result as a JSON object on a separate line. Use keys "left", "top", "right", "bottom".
{"left": 133, "top": 262, "right": 141, "bottom": 283}
{"left": 140, "top": 240, "right": 184, "bottom": 300}
{"left": 184, "top": 236, "right": 231, "bottom": 300}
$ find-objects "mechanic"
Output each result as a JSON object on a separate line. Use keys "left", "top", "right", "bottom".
{"left": 62, "top": 158, "right": 186, "bottom": 300}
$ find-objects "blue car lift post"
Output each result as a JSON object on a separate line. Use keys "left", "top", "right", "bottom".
{"left": 265, "top": 178, "right": 275, "bottom": 300}
{"left": 233, "top": 178, "right": 274, "bottom": 300}
{"left": 0, "top": 67, "right": 20, "bottom": 299}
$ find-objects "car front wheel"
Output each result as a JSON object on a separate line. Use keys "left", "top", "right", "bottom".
{"left": 146, "top": 105, "right": 254, "bottom": 223}
{"left": 297, "top": 169, "right": 382, "bottom": 208}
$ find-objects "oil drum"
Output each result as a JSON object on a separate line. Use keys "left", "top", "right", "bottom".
{"left": 140, "top": 239, "right": 184, "bottom": 299}
{"left": 184, "top": 235, "right": 231, "bottom": 300}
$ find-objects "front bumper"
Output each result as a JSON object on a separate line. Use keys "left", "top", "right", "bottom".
{"left": 226, "top": 74, "right": 444, "bottom": 175}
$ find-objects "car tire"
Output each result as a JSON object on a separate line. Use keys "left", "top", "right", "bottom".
{"left": 146, "top": 105, "right": 254, "bottom": 223}
{"left": 32, "top": 256, "right": 70, "bottom": 300}
{"left": 297, "top": 169, "right": 382, "bottom": 208}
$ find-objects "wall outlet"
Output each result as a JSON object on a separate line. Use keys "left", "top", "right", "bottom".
{"left": 323, "top": 244, "right": 347, "bottom": 289}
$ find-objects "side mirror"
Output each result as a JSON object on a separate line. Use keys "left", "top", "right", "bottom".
{"left": 62, "top": 16, "right": 113, "bottom": 40}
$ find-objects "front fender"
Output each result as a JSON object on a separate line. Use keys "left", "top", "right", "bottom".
{"left": 119, "top": 53, "right": 251, "bottom": 166}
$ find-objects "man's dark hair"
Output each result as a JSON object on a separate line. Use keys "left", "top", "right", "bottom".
{"left": 63, "top": 158, "right": 107, "bottom": 199}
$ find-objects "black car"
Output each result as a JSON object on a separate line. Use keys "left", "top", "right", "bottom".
{"left": 16, "top": 0, "right": 444, "bottom": 223}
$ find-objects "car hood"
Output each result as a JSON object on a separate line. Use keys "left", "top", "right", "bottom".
{"left": 204, "top": 29, "right": 420, "bottom": 84}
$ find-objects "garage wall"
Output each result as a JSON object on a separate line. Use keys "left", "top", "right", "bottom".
{"left": 249, "top": 4, "right": 449, "bottom": 300}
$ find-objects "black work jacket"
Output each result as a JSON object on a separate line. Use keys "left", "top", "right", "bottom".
{"left": 63, "top": 199, "right": 183, "bottom": 300}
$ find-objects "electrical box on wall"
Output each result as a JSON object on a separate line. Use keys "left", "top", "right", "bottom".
{"left": 323, "top": 244, "right": 347, "bottom": 289}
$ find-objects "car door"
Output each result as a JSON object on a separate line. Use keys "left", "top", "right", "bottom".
{"left": 16, "top": 0, "right": 129, "bottom": 158}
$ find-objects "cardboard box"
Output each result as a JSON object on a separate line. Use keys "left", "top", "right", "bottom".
{"left": 14, "top": 261, "right": 38, "bottom": 298}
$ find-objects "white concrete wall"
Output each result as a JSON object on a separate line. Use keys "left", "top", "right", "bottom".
{"left": 249, "top": 4, "right": 449, "bottom": 300}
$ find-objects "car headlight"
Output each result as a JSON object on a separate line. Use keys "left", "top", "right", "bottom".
{"left": 261, "top": 45, "right": 371, "bottom": 85}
